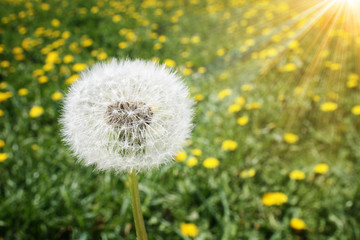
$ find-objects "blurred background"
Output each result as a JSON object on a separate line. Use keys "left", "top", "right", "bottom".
{"left": 0, "top": 0, "right": 359, "bottom": 239}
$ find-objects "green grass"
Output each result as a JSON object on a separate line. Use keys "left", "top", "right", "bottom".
{"left": 0, "top": 0, "right": 360, "bottom": 239}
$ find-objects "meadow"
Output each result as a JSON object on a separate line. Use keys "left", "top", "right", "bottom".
{"left": 0, "top": 0, "right": 360, "bottom": 239}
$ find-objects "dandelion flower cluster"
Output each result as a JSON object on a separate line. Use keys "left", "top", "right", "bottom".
{"left": 61, "top": 59, "right": 193, "bottom": 172}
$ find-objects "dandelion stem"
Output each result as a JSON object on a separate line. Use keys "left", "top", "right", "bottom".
{"left": 128, "top": 171, "right": 148, "bottom": 240}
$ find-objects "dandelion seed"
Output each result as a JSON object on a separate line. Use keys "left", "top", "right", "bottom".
{"left": 61, "top": 59, "right": 193, "bottom": 172}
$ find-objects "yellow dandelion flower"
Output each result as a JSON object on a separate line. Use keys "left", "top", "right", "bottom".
{"left": 183, "top": 68, "right": 192, "bottom": 76}
{"left": 180, "top": 223, "right": 199, "bottom": 237}
{"left": 97, "top": 52, "right": 107, "bottom": 61}
{"left": 72, "top": 63, "right": 87, "bottom": 72}
{"left": 63, "top": 54, "right": 74, "bottom": 63}
{"left": 203, "top": 158, "right": 219, "bottom": 169}
{"left": 281, "top": 63, "right": 296, "bottom": 72}
{"left": 175, "top": 150, "right": 187, "bottom": 162}
{"left": 191, "top": 149, "right": 202, "bottom": 156}
{"left": 235, "top": 96, "right": 246, "bottom": 106}
{"left": 290, "top": 218, "right": 306, "bottom": 230}
{"left": 46, "top": 51, "right": 60, "bottom": 64}
{"left": 41, "top": 3, "right": 50, "bottom": 10}
{"left": 246, "top": 102, "right": 261, "bottom": 110}
{"left": 1, "top": 61, "right": 10, "bottom": 68}
{"left": 186, "top": 157, "right": 198, "bottom": 167}
{"left": 314, "top": 163, "right": 329, "bottom": 174}
{"left": 351, "top": 105, "right": 360, "bottom": 115}
{"left": 330, "top": 63, "right": 341, "bottom": 71}
{"left": 0, "top": 109, "right": 4, "bottom": 117}
{"left": 289, "top": 170, "right": 305, "bottom": 180}
{"left": 51, "top": 19, "right": 60, "bottom": 27}
{"left": 217, "top": 48, "right": 226, "bottom": 56}
{"left": 0, "top": 82, "right": 6, "bottom": 89}
{"left": 91, "top": 6, "right": 99, "bottom": 14}
{"left": 262, "top": 192, "right": 288, "bottom": 206}
{"left": 198, "top": 67, "right": 206, "bottom": 73}
{"left": 217, "top": 89, "right": 232, "bottom": 100}
{"left": 320, "top": 102, "right": 338, "bottom": 112}
{"left": 194, "top": 94, "right": 204, "bottom": 102}
{"left": 12, "top": 47, "right": 23, "bottom": 55}
{"left": 283, "top": 133, "right": 299, "bottom": 144}
{"left": 31, "top": 144, "right": 39, "bottom": 151}
{"left": 228, "top": 104, "right": 241, "bottom": 113}
{"left": 43, "top": 63, "right": 54, "bottom": 71}
{"left": 0, "top": 140, "right": 4, "bottom": 148}
{"left": 33, "top": 69, "right": 44, "bottom": 76}
{"left": 158, "top": 35, "right": 166, "bottom": 43}
{"left": 38, "top": 75, "right": 48, "bottom": 84}
{"left": 312, "top": 95, "right": 320, "bottom": 102}
{"left": 151, "top": 57, "right": 160, "bottom": 63}
{"left": 51, "top": 92, "right": 63, "bottom": 101}
{"left": 0, "top": 91, "right": 13, "bottom": 102}
{"left": 153, "top": 43, "right": 162, "bottom": 50}
{"left": 289, "top": 40, "right": 299, "bottom": 49}
{"left": 164, "top": 59, "right": 176, "bottom": 68}
{"left": 18, "top": 88, "right": 28, "bottom": 96}
{"left": 81, "top": 39, "right": 93, "bottom": 47}
{"left": 118, "top": 42, "right": 128, "bottom": 49}
{"left": 240, "top": 168, "right": 256, "bottom": 178}
{"left": 65, "top": 74, "right": 79, "bottom": 85}
{"left": 347, "top": 73, "right": 358, "bottom": 88}
{"left": 294, "top": 86, "right": 302, "bottom": 95}
{"left": 221, "top": 140, "right": 238, "bottom": 151}
{"left": 0, "top": 153, "right": 8, "bottom": 162}
{"left": 62, "top": 31, "right": 71, "bottom": 39}
{"left": 241, "top": 84, "right": 253, "bottom": 91}
{"left": 219, "top": 73, "right": 229, "bottom": 80}
{"left": 237, "top": 116, "right": 249, "bottom": 126}
{"left": 191, "top": 36, "right": 201, "bottom": 43}
{"left": 29, "top": 106, "right": 44, "bottom": 118}
{"left": 112, "top": 15, "right": 121, "bottom": 22}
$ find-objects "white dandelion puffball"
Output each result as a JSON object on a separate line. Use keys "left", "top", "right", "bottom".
{"left": 61, "top": 59, "right": 194, "bottom": 172}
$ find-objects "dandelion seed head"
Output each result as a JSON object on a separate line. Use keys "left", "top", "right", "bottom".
{"left": 61, "top": 59, "right": 194, "bottom": 172}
